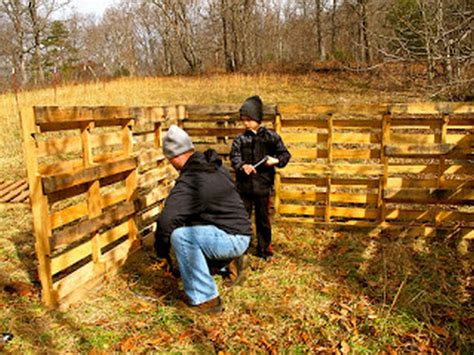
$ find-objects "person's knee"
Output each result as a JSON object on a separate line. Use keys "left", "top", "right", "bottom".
{"left": 171, "top": 226, "right": 196, "bottom": 249}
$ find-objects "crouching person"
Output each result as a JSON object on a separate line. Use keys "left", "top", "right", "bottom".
{"left": 154, "top": 125, "right": 251, "bottom": 314}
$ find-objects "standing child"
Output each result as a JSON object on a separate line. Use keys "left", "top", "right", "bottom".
{"left": 230, "top": 96, "right": 291, "bottom": 260}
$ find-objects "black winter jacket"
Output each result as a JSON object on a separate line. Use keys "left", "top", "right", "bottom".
{"left": 154, "top": 150, "right": 252, "bottom": 258}
{"left": 230, "top": 126, "right": 291, "bottom": 196}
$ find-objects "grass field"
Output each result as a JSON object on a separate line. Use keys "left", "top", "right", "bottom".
{"left": 1, "top": 73, "right": 472, "bottom": 353}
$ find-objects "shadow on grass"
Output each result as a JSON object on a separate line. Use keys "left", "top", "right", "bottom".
{"left": 278, "top": 223, "right": 473, "bottom": 352}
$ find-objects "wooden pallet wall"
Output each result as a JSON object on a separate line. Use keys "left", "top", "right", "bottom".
{"left": 275, "top": 103, "right": 473, "bottom": 235}
{"left": 21, "top": 106, "right": 172, "bottom": 308}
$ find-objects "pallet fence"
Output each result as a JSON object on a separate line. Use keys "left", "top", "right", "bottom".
{"left": 21, "top": 106, "right": 180, "bottom": 308}
{"left": 22, "top": 102, "right": 472, "bottom": 308}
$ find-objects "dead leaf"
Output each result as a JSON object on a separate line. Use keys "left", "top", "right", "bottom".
{"left": 120, "top": 336, "right": 140, "bottom": 352}
{"left": 431, "top": 325, "right": 449, "bottom": 338}
{"left": 4, "top": 281, "right": 34, "bottom": 297}
{"left": 340, "top": 340, "right": 351, "bottom": 354}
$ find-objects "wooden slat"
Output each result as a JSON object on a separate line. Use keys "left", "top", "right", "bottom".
{"left": 332, "top": 132, "right": 381, "bottom": 144}
{"left": 138, "top": 165, "right": 170, "bottom": 187}
{"left": 282, "top": 132, "right": 328, "bottom": 144}
{"left": 51, "top": 201, "right": 135, "bottom": 249}
{"left": 385, "top": 144, "right": 456, "bottom": 156}
{"left": 34, "top": 106, "right": 165, "bottom": 124}
{"left": 279, "top": 103, "right": 387, "bottom": 115}
{"left": 282, "top": 163, "right": 384, "bottom": 176}
{"left": 387, "top": 164, "right": 472, "bottom": 175}
{"left": 37, "top": 136, "right": 82, "bottom": 156}
{"left": 384, "top": 188, "right": 474, "bottom": 204}
{"left": 389, "top": 103, "right": 474, "bottom": 115}
{"left": 42, "top": 157, "right": 138, "bottom": 194}
{"left": 98, "top": 221, "right": 129, "bottom": 248}
{"left": 290, "top": 148, "right": 381, "bottom": 160}
{"left": 184, "top": 127, "right": 243, "bottom": 137}
{"left": 390, "top": 133, "right": 469, "bottom": 145}
{"left": 331, "top": 192, "right": 379, "bottom": 204}
{"left": 185, "top": 104, "right": 278, "bottom": 119}
{"left": 50, "top": 240, "right": 92, "bottom": 275}
{"left": 136, "top": 184, "right": 169, "bottom": 210}
{"left": 0, "top": 180, "right": 27, "bottom": 200}
{"left": 279, "top": 204, "right": 326, "bottom": 216}
{"left": 39, "top": 159, "right": 84, "bottom": 176}
{"left": 0, "top": 180, "right": 28, "bottom": 202}
{"left": 330, "top": 206, "right": 379, "bottom": 219}
{"left": 91, "top": 132, "right": 123, "bottom": 148}
{"left": 387, "top": 177, "right": 472, "bottom": 189}
{"left": 279, "top": 190, "right": 326, "bottom": 202}
{"left": 101, "top": 190, "right": 127, "bottom": 209}
{"left": 50, "top": 202, "right": 88, "bottom": 229}
{"left": 137, "top": 149, "right": 165, "bottom": 166}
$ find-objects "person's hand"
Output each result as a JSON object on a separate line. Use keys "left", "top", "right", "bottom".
{"left": 242, "top": 164, "right": 256, "bottom": 175}
{"left": 265, "top": 156, "right": 279, "bottom": 166}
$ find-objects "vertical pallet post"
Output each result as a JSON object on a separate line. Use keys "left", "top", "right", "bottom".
{"left": 122, "top": 114, "right": 139, "bottom": 248}
{"left": 435, "top": 113, "right": 449, "bottom": 226}
{"left": 379, "top": 110, "right": 391, "bottom": 224}
{"left": 274, "top": 113, "right": 282, "bottom": 217}
{"left": 325, "top": 113, "right": 333, "bottom": 223}
{"left": 21, "top": 107, "right": 57, "bottom": 307}
{"left": 177, "top": 105, "right": 186, "bottom": 128}
{"left": 81, "top": 121, "right": 104, "bottom": 272}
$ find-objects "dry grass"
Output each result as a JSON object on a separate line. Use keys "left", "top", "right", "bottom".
{"left": 0, "top": 72, "right": 424, "bottom": 180}
{"left": 2, "top": 73, "right": 472, "bottom": 353}
{"left": 1, "top": 204, "right": 472, "bottom": 352}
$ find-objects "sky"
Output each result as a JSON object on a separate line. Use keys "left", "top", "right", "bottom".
{"left": 68, "top": 0, "right": 117, "bottom": 17}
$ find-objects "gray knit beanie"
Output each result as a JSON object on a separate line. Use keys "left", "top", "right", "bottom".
{"left": 163, "top": 125, "right": 194, "bottom": 159}
{"left": 240, "top": 95, "right": 263, "bottom": 123}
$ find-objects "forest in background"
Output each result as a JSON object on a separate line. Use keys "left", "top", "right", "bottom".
{"left": 0, "top": 0, "right": 472, "bottom": 100}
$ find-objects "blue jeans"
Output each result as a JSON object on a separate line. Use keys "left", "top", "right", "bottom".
{"left": 170, "top": 225, "right": 250, "bottom": 305}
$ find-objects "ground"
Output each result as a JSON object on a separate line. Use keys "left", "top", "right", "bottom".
{"left": 0, "top": 203, "right": 472, "bottom": 353}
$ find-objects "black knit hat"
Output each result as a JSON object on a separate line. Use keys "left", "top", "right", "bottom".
{"left": 239, "top": 95, "right": 263, "bottom": 123}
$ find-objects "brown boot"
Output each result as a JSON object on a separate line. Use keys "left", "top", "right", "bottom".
{"left": 190, "top": 296, "right": 223, "bottom": 314}
{"left": 226, "top": 254, "right": 249, "bottom": 287}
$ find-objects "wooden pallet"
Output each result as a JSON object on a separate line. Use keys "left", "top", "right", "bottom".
{"left": 0, "top": 179, "right": 29, "bottom": 203}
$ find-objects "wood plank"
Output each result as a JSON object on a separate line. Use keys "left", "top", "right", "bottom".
{"left": 53, "top": 260, "right": 96, "bottom": 302}
{"left": 42, "top": 157, "right": 138, "bottom": 194}
{"left": 331, "top": 192, "right": 379, "bottom": 204}
{"left": 138, "top": 165, "right": 170, "bottom": 187}
{"left": 37, "top": 136, "right": 82, "bottom": 157}
{"left": 387, "top": 164, "right": 472, "bottom": 175}
{"left": 0, "top": 180, "right": 27, "bottom": 200}
{"left": 290, "top": 148, "right": 381, "bottom": 160}
{"left": 98, "top": 221, "right": 129, "bottom": 248}
{"left": 279, "top": 103, "right": 387, "bottom": 115}
{"left": 50, "top": 240, "right": 92, "bottom": 275}
{"left": 50, "top": 202, "right": 88, "bottom": 230}
{"left": 136, "top": 204, "right": 162, "bottom": 228}
{"left": 389, "top": 103, "right": 474, "bottom": 115}
{"left": 279, "top": 190, "right": 326, "bottom": 202}
{"left": 34, "top": 106, "right": 164, "bottom": 124}
{"left": 385, "top": 144, "right": 456, "bottom": 156}
{"left": 39, "top": 159, "right": 84, "bottom": 176}
{"left": 281, "top": 132, "right": 328, "bottom": 144}
{"left": 21, "top": 107, "right": 56, "bottom": 307}
{"left": 283, "top": 163, "right": 384, "bottom": 176}
{"left": 330, "top": 206, "right": 379, "bottom": 219}
{"left": 390, "top": 133, "right": 469, "bottom": 145}
{"left": 384, "top": 188, "right": 474, "bottom": 204}
{"left": 101, "top": 190, "right": 127, "bottom": 209}
{"left": 279, "top": 204, "right": 326, "bottom": 216}
{"left": 51, "top": 201, "right": 135, "bottom": 249}
{"left": 91, "top": 132, "right": 123, "bottom": 148}
{"left": 184, "top": 127, "right": 243, "bottom": 137}
{"left": 0, "top": 180, "right": 28, "bottom": 202}
{"left": 332, "top": 132, "right": 381, "bottom": 144}
{"left": 136, "top": 184, "right": 169, "bottom": 210}
{"left": 387, "top": 177, "right": 472, "bottom": 189}
{"left": 138, "top": 149, "right": 165, "bottom": 166}
{"left": 185, "top": 104, "right": 278, "bottom": 118}
{"left": 11, "top": 188, "right": 30, "bottom": 203}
